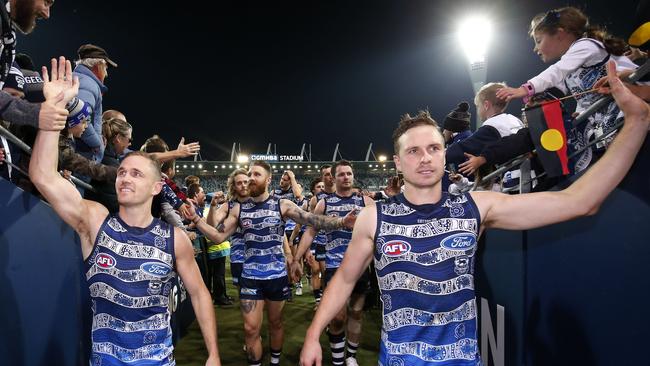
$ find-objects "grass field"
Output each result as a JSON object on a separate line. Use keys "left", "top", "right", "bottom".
{"left": 175, "top": 273, "right": 382, "bottom": 365}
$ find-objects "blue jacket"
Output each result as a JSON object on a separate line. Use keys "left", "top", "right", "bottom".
{"left": 73, "top": 64, "right": 107, "bottom": 163}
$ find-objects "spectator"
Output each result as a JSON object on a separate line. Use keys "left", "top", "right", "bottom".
{"left": 447, "top": 83, "right": 524, "bottom": 169}
{"left": 84, "top": 117, "right": 131, "bottom": 212}
{"left": 496, "top": 6, "right": 636, "bottom": 172}
{"left": 442, "top": 101, "right": 472, "bottom": 146}
{"left": 73, "top": 44, "right": 118, "bottom": 165}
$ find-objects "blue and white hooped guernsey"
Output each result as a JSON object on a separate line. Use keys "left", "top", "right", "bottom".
{"left": 374, "top": 193, "right": 482, "bottom": 366}
{"left": 85, "top": 215, "right": 177, "bottom": 366}
{"left": 312, "top": 191, "right": 331, "bottom": 246}
{"left": 228, "top": 200, "right": 246, "bottom": 264}
{"left": 273, "top": 187, "right": 301, "bottom": 232}
{"left": 324, "top": 192, "right": 365, "bottom": 269}
{"left": 239, "top": 196, "right": 287, "bottom": 280}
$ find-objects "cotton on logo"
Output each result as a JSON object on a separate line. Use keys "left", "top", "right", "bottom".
{"left": 96, "top": 253, "right": 116, "bottom": 269}
{"left": 382, "top": 241, "right": 411, "bottom": 257}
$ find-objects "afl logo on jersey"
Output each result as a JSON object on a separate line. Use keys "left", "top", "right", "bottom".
{"left": 440, "top": 233, "right": 476, "bottom": 250}
{"left": 382, "top": 240, "right": 411, "bottom": 257}
{"left": 95, "top": 253, "right": 116, "bottom": 269}
{"left": 141, "top": 262, "right": 172, "bottom": 277}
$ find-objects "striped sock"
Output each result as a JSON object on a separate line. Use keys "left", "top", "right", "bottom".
{"left": 248, "top": 358, "right": 262, "bottom": 366}
{"left": 270, "top": 348, "right": 282, "bottom": 365}
{"left": 328, "top": 331, "right": 346, "bottom": 366}
{"left": 346, "top": 341, "right": 359, "bottom": 359}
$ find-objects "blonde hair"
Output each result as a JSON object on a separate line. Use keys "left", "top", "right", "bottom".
{"left": 227, "top": 168, "right": 249, "bottom": 200}
{"left": 101, "top": 118, "right": 131, "bottom": 146}
{"left": 474, "top": 82, "right": 508, "bottom": 111}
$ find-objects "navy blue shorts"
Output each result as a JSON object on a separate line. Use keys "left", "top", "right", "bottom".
{"left": 323, "top": 267, "right": 371, "bottom": 294}
{"left": 231, "top": 262, "right": 243, "bottom": 286}
{"left": 315, "top": 244, "right": 326, "bottom": 262}
{"left": 239, "top": 276, "right": 291, "bottom": 301}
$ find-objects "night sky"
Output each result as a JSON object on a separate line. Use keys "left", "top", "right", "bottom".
{"left": 17, "top": 0, "right": 634, "bottom": 161}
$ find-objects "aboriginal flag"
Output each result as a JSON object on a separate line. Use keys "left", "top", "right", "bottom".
{"left": 525, "top": 100, "right": 570, "bottom": 177}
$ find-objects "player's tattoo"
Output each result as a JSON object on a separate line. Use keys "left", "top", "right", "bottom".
{"left": 290, "top": 205, "right": 342, "bottom": 231}
{"left": 241, "top": 299, "right": 256, "bottom": 314}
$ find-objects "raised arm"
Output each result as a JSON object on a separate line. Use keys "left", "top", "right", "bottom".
{"left": 148, "top": 137, "right": 200, "bottom": 163}
{"left": 286, "top": 170, "right": 303, "bottom": 200}
{"left": 173, "top": 227, "right": 221, "bottom": 366}
{"left": 300, "top": 204, "right": 377, "bottom": 366}
{"left": 281, "top": 199, "right": 356, "bottom": 232}
{"left": 474, "top": 61, "right": 649, "bottom": 231}
{"left": 29, "top": 58, "right": 108, "bottom": 258}
{"left": 187, "top": 203, "right": 239, "bottom": 244}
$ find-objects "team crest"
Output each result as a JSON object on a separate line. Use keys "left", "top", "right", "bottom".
{"left": 154, "top": 236, "right": 166, "bottom": 249}
{"left": 148, "top": 281, "right": 163, "bottom": 295}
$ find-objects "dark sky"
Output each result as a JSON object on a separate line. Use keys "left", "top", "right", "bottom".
{"left": 18, "top": 0, "right": 634, "bottom": 161}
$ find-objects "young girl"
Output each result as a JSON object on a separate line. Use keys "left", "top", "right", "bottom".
{"left": 496, "top": 6, "right": 636, "bottom": 172}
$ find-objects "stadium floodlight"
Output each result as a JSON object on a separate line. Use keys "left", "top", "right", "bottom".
{"left": 221, "top": 165, "right": 226, "bottom": 169}
{"left": 191, "top": 165, "right": 195, "bottom": 168}
{"left": 183, "top": 164, "right": 187, "bottom": 168}
{"left": 236, "top": 164, "right": 240, "bottom": 169}
{"left": 458, "top": 16, "right": 491, "bottom": 64}
{"left": 458, "top": 15, "right": 491, "bottom": 130}
{"left": 280, "top": 165, "right": 284, "bottom": 169}
{"left": 378, "top": 155, "right": 387, "bottom": 162}
{"left": 237, "top": 154, "right": 249, "bottom": 163}
{"left": 198, "top": 164, "right": 203, "bottom": 169}
{"left": 229, "top": 165, "right": 233, "bottom": 169}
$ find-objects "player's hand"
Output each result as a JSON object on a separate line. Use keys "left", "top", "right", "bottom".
{"left": 290, "top": 260, "right": 303, "bottom": 283}
{"left": 341, "top": 209, "right": 359, "bottom": 230}
{"left": 299, "top": 337, "right": 323, "bottom": 366}
{"left": 205, "top": 354, "right": 221, "bottom": 366}
{"left": 605, "top": 60, "right": 650, "bottom": 130}
{"left": 458, "top": 153, "right": 486, "bottom": 175}
{"left": 285, "top": 170, "right": 296, "bottom": 180}
{"left": 180, "top": 202, "right": 194, "bottom": 220}
{"left": 187, "top": 231, "right": 197, "bottom": 241}
{"left": 38, "top": 97, "right": 68, "bottom": 131}
{"left": 211, "top": 191, "right": 226, "bottom": 206}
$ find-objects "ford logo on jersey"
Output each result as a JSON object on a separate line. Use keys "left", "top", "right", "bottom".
{"left": 141, "top": 262, "right": 172, "bottom": 277}
{"left": 440, "top": 233, "right": 477, "bottom": 250}
{"left": 95, "top": 253, "right": 116, "bottom": 269}
{"left": 382, "top": 240, "right": 411, "bottom": 257}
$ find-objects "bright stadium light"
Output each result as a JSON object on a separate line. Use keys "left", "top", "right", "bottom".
{"left": 378, "top": 155, "right": 387, "bottom": 162}
{"left": 236, "top": 164, "right": 240, "bottom": 168}
{"left": 221, "top": 165, "right": 226, "bottom": 169}
{"left": 458, "top": 15, "right": 491, "bottom": 130}
{"left": 237, "top": 154, "right": 249, "bottom": 163}
{"left": 198, "top": 164, "right": 203, "bottom": 169}
{"left": 458, "top": 16, "right": 492, "bottom": 64}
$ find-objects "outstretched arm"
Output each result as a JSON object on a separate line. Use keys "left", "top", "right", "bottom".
{"left": 300, "top": 204, "right": 376, "bottom": 366}
{"left": 281, "top": 199, "right": 356, "bottom": 232}
{"left": 30, "top": 58, "right": 107, "bottom": 258}
{"left": 174, "top": 227, "right": 221, "bottom": 366}
{"left": 474, "top": 61, "right": 650, "bottom": 231}
{"left": 148, "top": 137, "right": 200, "bottom": 163}
{"left": 187, "top": 203, "right": 239, "bottom": 244}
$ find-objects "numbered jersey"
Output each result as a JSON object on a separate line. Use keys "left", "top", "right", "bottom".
{"left": 323, "top": 192, "right": 365, "bottom": 269}
{"left": 85, "top": 215, "right": 177, "bottom": 366}
{"left": 239, "top": 196, "right": 287, "bottom": 280}
{"left": 374, "top": 193, "right": 481, "bottom": 366}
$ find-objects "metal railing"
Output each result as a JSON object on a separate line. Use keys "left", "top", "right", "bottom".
{"left": 0, "top": 124, "right": 96, "bottom": 192}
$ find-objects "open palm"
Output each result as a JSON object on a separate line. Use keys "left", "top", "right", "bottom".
{"left": 42, "top": 56, "right": 79, "bottom": 107}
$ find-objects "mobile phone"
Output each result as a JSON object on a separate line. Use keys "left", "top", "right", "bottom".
{"left": 448, "top": 163, "right": 457, "bottom": 175}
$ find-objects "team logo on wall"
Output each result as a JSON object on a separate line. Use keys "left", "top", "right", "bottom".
{"left": 382, "top": 240, "right": 411, "bottom": 257}
{"left": 440, "top": 233, "right": 476, "bottom": 250}
{"left": 141, "top": 262, "right": 172, "bottom": 277}
{"left": 95, "top": 253, "right": 116, "bottom": 269}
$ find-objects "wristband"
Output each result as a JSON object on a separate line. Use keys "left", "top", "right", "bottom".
{"left": 522, "top": 82, "right": 535, "bottom": 104}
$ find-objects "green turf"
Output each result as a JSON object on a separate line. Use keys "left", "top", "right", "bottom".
{"left": 174, "top": 271, "right": 382, "bottom": 365}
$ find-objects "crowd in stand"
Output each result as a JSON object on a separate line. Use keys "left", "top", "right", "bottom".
{"left": 1, "top": 2, "right": 649, "bottom": 366}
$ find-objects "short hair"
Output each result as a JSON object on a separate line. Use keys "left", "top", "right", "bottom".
{"left": 187, "top": 183, "right": 202, "bottom": 199}
{"left": 391, "top": 110, "right": 441, "bottom": 154}
{"left": 320, "top": 164, "right": 332, "bottom": 175}
{"left": 75, "top": 58, "right": 106, "bottom": 68}
{"left": 185, "top": 175, "right": 200, "bottom": 187}
{"left": 251, "top": 160, "right": 271, "bottom": 175}
{"left": 160, "top": 160, "right": 175, "bottom": 174}
{"left": 474, "top": 82, "right": 508, "bottom": 111}
{"left": 121, "top": 150, "right": 161, "bottom": 181}
{"left": 331, "top": 159, "right": 352, "bottom": 176}
{"left": 227, "top": 168, "right": 249, "bottom": 200}
{"left": 140, "top": 135, "right": 169, "bottom": 153}
{"left": 309, "top": 178, "right": 323, "bottom": 193}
